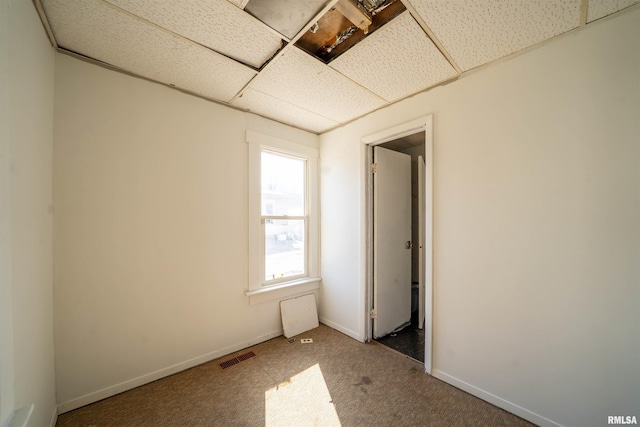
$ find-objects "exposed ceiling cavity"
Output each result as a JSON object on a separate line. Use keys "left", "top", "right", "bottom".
{"left": 35, "top": 0, "right": 640, "bottom": 134}
{"left": 295, "top": 0, "right": 405, "bottom": 63}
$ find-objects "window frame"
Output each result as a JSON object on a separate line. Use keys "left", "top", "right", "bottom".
{"left": 260, "top": 148, "right": 308, "bottom": 285}
{"left": 247, "top": 131, "right": 320, "bottom": 299}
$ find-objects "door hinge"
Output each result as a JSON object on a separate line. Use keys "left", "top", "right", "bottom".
{"left": 370, "top": 163, "right": 377, "bottom": 174}
{"left": 370, "top": 309, "right": 377, "bottom": 319}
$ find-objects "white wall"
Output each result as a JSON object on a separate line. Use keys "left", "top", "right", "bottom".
{"left": 320, "top": 7, "right": 640, "bottom": 427}
{"left": 0, "top": 1, "right": 57, "bottom": 426}
{"left": 317, "top": 132, "right": 366, "bottom": 339}
{"left": 53, "top": 54, "right": 319, "bottom": 410}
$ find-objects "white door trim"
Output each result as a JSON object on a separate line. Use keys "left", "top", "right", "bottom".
{"left": 362, "top": 115, "right": 434, "bottom": 374}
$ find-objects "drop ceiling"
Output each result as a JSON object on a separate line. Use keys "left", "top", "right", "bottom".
{"left": 37, "top": 0, "right": 638, "bottom": 134}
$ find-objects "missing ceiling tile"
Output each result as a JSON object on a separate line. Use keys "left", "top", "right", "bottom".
{"left": 245, "top": 0, "right": 327, "bottom": 39}
{"left": 334, "top": 0, "right": 372, "bottom": 34}
{"left": 294, "top": 0, "right": 405, "bottom": 63}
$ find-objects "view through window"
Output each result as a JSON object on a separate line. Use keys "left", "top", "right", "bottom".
{"left": 261, "top": 151, "right": 307, "bottom": 282}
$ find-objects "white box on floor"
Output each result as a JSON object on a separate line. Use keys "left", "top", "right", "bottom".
{"left": 280, "top": 294, "right": 319, "bottom": 338}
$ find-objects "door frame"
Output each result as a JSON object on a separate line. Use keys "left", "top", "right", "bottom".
{"left": 362, "top": 115, "right": 434, "bottom": 374}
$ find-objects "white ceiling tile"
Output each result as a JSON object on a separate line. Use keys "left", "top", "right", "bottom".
{"left": 42, "top": 0, "right": 256, "bottom": 102}
{"left": 588, "top": 0, "right": 639, "bottom": 21}
{"left": 232, "top": 88, "right": 339, "bottom": 133}
{"left": 330, "top": 11, "right": 457, "bottom": 102}
{"left": 247, "top": 47, "right": 386, "bottom": 123}
{"left": 104, "top": 0, "right": 283, "bottom": 69}
{"left": 407, "top": 0, "right": 582, "bottom": 71}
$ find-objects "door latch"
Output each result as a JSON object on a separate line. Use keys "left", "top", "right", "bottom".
{"left": 406, "top": 241, "right": 413, "bottom": 249}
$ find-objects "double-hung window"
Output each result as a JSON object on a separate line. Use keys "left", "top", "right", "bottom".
{"left": 261, "top": 150, "right": 306, "bottom": 282}
{"left": 247, "top": 131, "right": 319, "bottom": 303}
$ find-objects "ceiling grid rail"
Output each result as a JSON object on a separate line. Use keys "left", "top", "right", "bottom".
{"left": 400, "top": 0, "right": 462, "bottom": 74}
{"left": 92, "top": 0, "right": 264, "bottom": 73}
{"left": 579, "top": 0, "right": 589, "bottom": 26}
{"left": 229, "top": 0, "right": 341, "bottom": 103}
{"left": 243, "top": 87, "right": 341, "bottom": 124}
{"left": 33, "top": 0, "right": 57, "bottom": 48}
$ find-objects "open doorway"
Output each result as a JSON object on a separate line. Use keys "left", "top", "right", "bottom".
{"left": 373, "top": 134, "right": 426, "bottom": 362}
{"left": 363, "top": 116, "right": 433, "bottom": 372}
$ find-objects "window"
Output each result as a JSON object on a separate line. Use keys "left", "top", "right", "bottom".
{"left": 261, "top": 150, "right": 306, "bottom": 282}
{"left": 247, "top": 131, "right": 319, "bottom": 301}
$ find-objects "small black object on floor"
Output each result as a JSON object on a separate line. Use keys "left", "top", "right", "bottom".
{"left": 376, "top": 310, "right": 425, "bottom": 362}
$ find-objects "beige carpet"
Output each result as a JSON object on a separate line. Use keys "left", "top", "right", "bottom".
{"left": 56, "top": 324, "right": 535, "bottom": 426}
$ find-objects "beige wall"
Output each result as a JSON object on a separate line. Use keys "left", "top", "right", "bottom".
{"left": 320, "top": 7, "right": 640, "bottom": 427}
{"left": 53, "top": 54, "right": 319, "bottom": 409}
{"left": 0, "top": 1, "right": 57, "bottom": 426}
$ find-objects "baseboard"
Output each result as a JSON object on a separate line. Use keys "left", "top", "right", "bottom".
{"left": 432, "top": 369, "right": 563, "bottom": 427}
{"left": 48, "top": 405, "right": 58, "bottom": 427}
{"left": 58, "top": 329, "right": 283, "bottom": 414}
{"left": 318, "top": 317, "right": 362, "bottom": 342}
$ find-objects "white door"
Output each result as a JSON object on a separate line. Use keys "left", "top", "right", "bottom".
{"left": 418, "top": 155, "right": 426, "bottom": 329}
{"left": 373, "top": 146, "right": 412, "bottom": 338}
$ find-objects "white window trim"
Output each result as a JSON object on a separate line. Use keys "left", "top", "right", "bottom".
{"left": 246, "top": 131, "right": 320, "bottom": 305}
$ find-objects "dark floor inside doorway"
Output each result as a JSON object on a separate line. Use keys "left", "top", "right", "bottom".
{"left": 376, "top": 310, "right": 425, "bottom": 362}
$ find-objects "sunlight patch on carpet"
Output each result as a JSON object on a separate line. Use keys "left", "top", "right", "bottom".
{"left": 265, "top": 363, "right": 341, "bottom": 427}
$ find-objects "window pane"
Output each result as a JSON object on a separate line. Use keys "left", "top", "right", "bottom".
{"left": 265, "top": 219, "right": 305, "bottom": 281}
{"left": 261, "top": 151, "right": 305, "bottom": 216}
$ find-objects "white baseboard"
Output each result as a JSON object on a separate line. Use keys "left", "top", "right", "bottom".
{"left": 319, "top": 317, "right": 362, "bottom": 342}
{"left": 48, "top": 405, "right": 57, "bottom": 427}
{"left": 58, "top": 329, "right": 283, "bottom": 414}
{"left": 432, "top": 369, "right": 563, "bottom": 427}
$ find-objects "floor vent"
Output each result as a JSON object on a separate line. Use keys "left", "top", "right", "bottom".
{"left": 219, "top": 358, "right": 239, "bottom": 370}
{"left": 219, "top": 351, "right": 256, "bottom": 370}
{"left": 237, "top": 351, "right": 256, "bottom": 362}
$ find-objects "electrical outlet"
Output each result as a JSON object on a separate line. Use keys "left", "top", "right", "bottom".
{"left": 301, "top": 338, "right": 313, "bottom": 344}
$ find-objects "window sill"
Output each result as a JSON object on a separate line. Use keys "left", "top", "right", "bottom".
{"left": 4, "top": 405, "right": 33, "bottom": 427}
{"left": 245, "top": 277, "right": 321, "bottom": 306}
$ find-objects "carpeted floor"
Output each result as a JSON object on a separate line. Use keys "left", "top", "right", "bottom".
{"left": 56, "top": 324, "right": 534, "bottom": 427}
